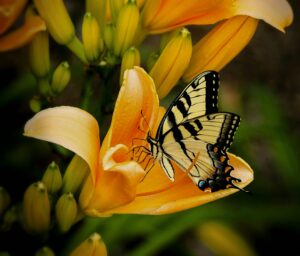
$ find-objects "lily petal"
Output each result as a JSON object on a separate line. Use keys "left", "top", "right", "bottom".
{"left": 24, "top": 106, "right": 100, "bottom": 183}
{"left": 0, "top": 15, "right": 46, "bottom": 52}
{"left": 0, "top": 0, "right": 27, "bottom": 34}
{"left": 81, "top": 144, "right": 145, "bottom": 214}
{"left": 108, "top": 67, "right": 159, "bottom": 148}
{"left": 101, "top": 153, "right": 253, "bottom": 215}
{"left": 142, "top": 0, "right": 293, "bottom": 33}
{"left": 183, "top": 16, "right": 258, "bottom": 82}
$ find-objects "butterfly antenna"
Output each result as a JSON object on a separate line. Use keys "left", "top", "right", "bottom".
{"left": 140, "top": 110, "right": 151, "bottom": 135}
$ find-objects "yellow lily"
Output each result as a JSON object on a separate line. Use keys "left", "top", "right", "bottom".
{"left": 0, "top": 0, "right": 46, "bottom": 52}
{"left": 142, "top": 0, "right": 293, "bottom": 34}
{"left": 24, "top": 67, "right": 253, "bottom": 216}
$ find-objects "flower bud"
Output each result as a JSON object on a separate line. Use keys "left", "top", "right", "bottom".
{"left": 35, "top": 247, "right": 55, "bottom": 256}
{"left": 149, "top": 27, "right": 192, "bottom": 98}
{"left": 29, "top": 96, "right": 42, "bottom": 113}
{"left": 113, "top": 0, "right": 140, "bottom": 56}
{"left": 23, "top": 182, "right": 51, "bottom": 234}
{"left": 146, "top": 52, "right": 159, "bottom": 71}
{"left": 29, "top": 31, "right": 50, "bottom": 78}
{"left": 42, "top": 162, "right": 63, "bottom": 194}
{"left": 34, "top": 0, "right": 87, "bottom": 63}
{"left": 70, "top": 233, "right": 107, "bottom": 256}
{"left": 120, "top": 46, "right": 140, "bottom": 85}
{"left": 103, "top": 23, "right": 115, "bottom": 51}
{"left": 0, "top": 186, "right": 11, "bottom": 217}
{"left": 33, "top": 0, "right": 75, "bottom": 45}
{"left": 38, "top": 77, "right": 52, "bottom": 97}
{"left": 2, "top": 205, "right": 17, "bottom": 231}
{"left": 82, "top": 13, "right": 103, "bottom": 63}
{"left": 55, "top": 192, "right": 77, "bottom": 232}
{"left": 51, "top": 61, "right": 71, "bottom": 94}
{"left": 62, "top": 155, "right": 89, "bottom": 194}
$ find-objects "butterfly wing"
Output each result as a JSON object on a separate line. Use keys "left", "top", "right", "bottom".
{"left": 161, "top": 113, "right": 240, "bottom": 190}
{"left": 156, "top": 71, "right": 219, "bottom": 140}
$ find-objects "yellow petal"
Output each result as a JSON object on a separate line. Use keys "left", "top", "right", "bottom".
{"left": 24, "top": 106, "right": 100, "bottom": 183}
{"left": 108, "top": 67, "right": 159, "bottom": 148}
{"left": 81, "top": 144, "right": 145, "bottom": 215}
{"left": 101, "top": 153, "right": 253, "bottom": 215}
{"left": 0, "top": 0, "right": 27, "bottom": 34}
{"left": 183, "top": 16, "right": 258, "bottom": 82}
{"left": 142, "top": 0, "right": 293, "bottom": 33}
{"left": 0, "top": 15, "right": 46, "bottom": 52}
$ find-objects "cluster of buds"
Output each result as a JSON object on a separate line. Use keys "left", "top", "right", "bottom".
{"left": 0, "top": 157, "right": 99, "bottom": 254}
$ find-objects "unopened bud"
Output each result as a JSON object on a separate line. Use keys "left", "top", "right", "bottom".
{"left": 42, "top": 162, "right": 62, "bottom": 194}
{"left": 0, "top": 187, "right": 11, "bottom": 217}
{"left": 103, "top": 23, "right": 115, "bottom": 51}
{"left": 146, "top": 52, "right": 159, "bottom": 71}
{"left": 23, "top": 182, "right": 51, "bottom": 234}
{"left": 113, "top": 0, "right": 140, "bottom": 56}
{"left": 110, "top": 0, "right": 124, "bottom": 23}
{"left": 29, "top": 31, "right": 50, "bottom": 78}
{"left": 34, "top": 0, "right": 75, "bottom": 45}
{"left": 70, "top": 233, "right": 107, "bottom": 256}
{"left": 29, "top": 96, "right": 42, "bottom": 113}
{"left": 82, "top": 13, "right": 103, "bottom": 63}
{"left": 55, "top": 193, "right": 77, "bottom": 232}
{"left": 35, "top": 246, "right": 55, "bottom": 256}
{"left": 150, "top": 27, "right": 192, "bottom": 98}
{"left": 51, "top": 62, "right": 71, "bottom": 94}
{"left": 120, "top": 47, "right": 140, "bottom": 85}
{"left": 62, "top": 155, "right": 89, "bottom": 194}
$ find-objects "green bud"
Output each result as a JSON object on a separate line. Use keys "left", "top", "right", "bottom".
{"left": 146, "top": 52, "right": 159, "bottom": 71}
{"left": 62, "top": 155, "right": 89, "bottom": 194}
{"left": 114, "top": 0, "right": 140, "bottom": 56}
{"left": 110, "top": 0, "right": 124, "bottom": 23}
{"left": 120, "top": 47, "right": 140, "bottom": 85}
{"left": 38, "top": 77, "right": 52, "bottom": 97}
{"left": 29, "top": 96, "right": 42, "bottom": 113}
{"left": 82, "top": 13, "right": 103, "bottom": 63}
{"left": 23, "top": 182, "right": 51, "bottom": 234}
{"left": 29, "top": 31, "right": 50, "bottom": 78}
{"left": 70, "top": 233, "right": 107, "bottom": 256}
{"left": 35, "top": 247, "right": 55, "bottom": 256}
{"left": 51, "top": 62, "right": 71, "bottom": 94}
{"left": 103, "top": 23, "right": 115, "bottom": 51}
{"left": 42, "top": 162, "right": 62, "bottom": 194}
{"left": 55, "top": 193, "right": 77, "bottom": 232}
{"left": 0, "top": 186, "right": 11, "bottom": 217}
{"left": 1, "top": 205, "right": 17, "bottom": 231}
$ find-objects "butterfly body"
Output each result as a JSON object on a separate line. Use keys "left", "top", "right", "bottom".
{"left": 146, "top": 71, "right": 242, "bottom": 192}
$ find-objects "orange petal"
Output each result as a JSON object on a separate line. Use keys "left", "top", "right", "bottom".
{"left": 101, "top": 153, "right": 253, "bottom": 215}
{"left": 81, "top": 144, "right": 145, "bottom": 215}
{"left": 0, "top": 0, "right": 27, "bottom": 34}
{"left": 0, "top": 15, "right": 46, "bottom": 51}
{"left": 24, "top": 106, "right": 100, "bottom": 183}
{"left": 142, "top": 0, "right": 293, "bottom": 33}
{"left": 183, "top": 16, "right": 258, "bottom": 82}
{"left": 108, "top": 67, "right": 159, "bottom": 148}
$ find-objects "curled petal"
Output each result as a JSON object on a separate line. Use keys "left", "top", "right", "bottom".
{"left": 101, "top": 153, "right": 253, "bottom": 215}
{"left": 108, "top": 67, "right": 159, "bottom": 148}
{"left": 142, "top": 0, "right": 293, "bottom": 33}
{"left": 0, "top": 0, "right": 27, "bottom": 34}
{"left": 183, "top": 16, "right": 258, "bottom": 82}
{"left": 24, "top": 106, "right": 100, "bottom": 183}
{"left": 0, "top": 15, "right": 46, "bottom": 52}
{"left": 81, "top": 144, "right": 145, "bottom": 215}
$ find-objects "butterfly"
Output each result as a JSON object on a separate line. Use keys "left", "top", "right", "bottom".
{"left": 145, "top": 71, "right": 242, "bottom": 192}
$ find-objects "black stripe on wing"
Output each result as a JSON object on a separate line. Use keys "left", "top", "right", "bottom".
{"left": 156, "top": 71, "right": 220, "bottom": 139}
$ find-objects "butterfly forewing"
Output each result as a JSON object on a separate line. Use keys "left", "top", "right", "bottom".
{"left": 156, "top": 71, "right": 219, "bottom": 140}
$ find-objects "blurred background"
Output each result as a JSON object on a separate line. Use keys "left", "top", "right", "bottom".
{"left": 0, "top": 1, "right": 299, "bottom": 255}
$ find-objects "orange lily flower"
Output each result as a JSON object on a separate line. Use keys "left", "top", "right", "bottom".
{"left": 24, "top": 67, "right": 253, "bottom": 216}
{"left": 0, "top": 0, "right": 46, "bottom": 52}
{"left": 142, "top": 0, "right": 293, "bottom": 34}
